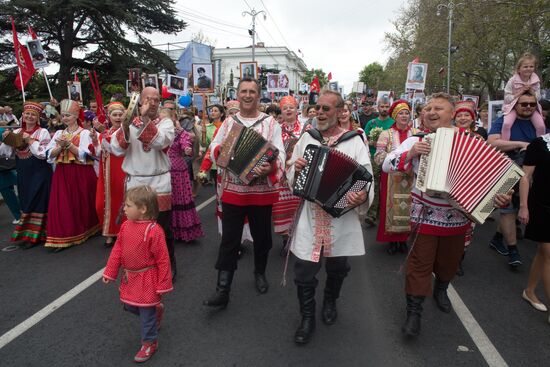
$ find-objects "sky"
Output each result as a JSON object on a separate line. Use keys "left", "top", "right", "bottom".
{"left": 147, "top": 0, "right": 407, "bottom": 94}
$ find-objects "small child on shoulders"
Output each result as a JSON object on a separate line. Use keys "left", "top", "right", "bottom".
{"left": 103, "top": 185, "right": 173, "bottom": 363}
{"left": 501, "top": 52, "right": 546, "bottom": 140}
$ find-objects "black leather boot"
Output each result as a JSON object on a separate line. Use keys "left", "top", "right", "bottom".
{"left": 402, "top": 295, "right": 424, "bottom": 337}
{"left": 387, "top": 242, "right": 398, "bottom": 255}
{"left": 322, "top": 276, "right": 345, "bottom": 325}
{"left": 203, "top": 270, "right": 234, "bottom": 309}
{"left": 433, "top": 278, "right": 452, "bottom": 313}
{"left": 294, "top": 286, "right": 316, "bottom": 345}
{"left": 456, "top": 253, "right": 465, "bottom": 276}
{"left": 254, "top": 272, "right": 269, "bottom": 294}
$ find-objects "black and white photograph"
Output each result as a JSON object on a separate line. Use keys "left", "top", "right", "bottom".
{"left": 226, "top": 87, "right": 237, "bottom": 101}
{"left": 462, "top": 95, "right": 480, "bottom": 109}
{"left": 239, "top": 61, "right": 258, "bottom": 80}
{"left": 167, "top": 74, "right": 187, "bottom": 95}
{"left": 142, "top": 74, "right": 159, "bottom": 89}
{"left": 26, "top": 39, "right": 48, "bottom": 69}
{"left": 128, "top": 68, "right": 141, "bottom": 92}
{"left": 192, "top": 63, "right": 214, "bottom": 92}
{"left": 328, "top": 81, "right": 339, "bottom": 91}
{"left": 488, "top": 100, "right": 504, "bottom": 131}
{"left": 67, "top": 81, "right": 82, "bottom": 102}
{"left": 125, "top": 80, "right": 133, "bottom": 97}
{"left": 405, "top": 62, "right": 428, "bottom": 90}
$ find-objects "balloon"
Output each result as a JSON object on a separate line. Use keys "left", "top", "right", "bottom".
{"left": 161, "top": 85, "right": 173, "bottom": 99}
{"left": 178, "top": 95, "right": 192, "bottom": 107}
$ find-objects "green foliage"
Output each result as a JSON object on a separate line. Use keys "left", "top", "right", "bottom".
{"left": 358, "top": 62, "right": 386, "bottom": 89}
{"left": 0, "top": 0, "right": 186, "bottom": 99}
{"left": 302, "top": 69, "right": 328, "bottom": 87}
{"left": 383, "top": 0, "right": 550, "bottom": 99}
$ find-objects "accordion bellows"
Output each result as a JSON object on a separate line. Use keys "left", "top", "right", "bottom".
{"left": 217, "top": 123, "right": 279, "bottom": 185}
{"left": 2, "top": 130, "right": 25, "bottom": 149}
{"left": 293, "top": 144, "right": 373, "bottom": 218}
{"left": 416, "top": 127, "right": 524, "bottom": 224}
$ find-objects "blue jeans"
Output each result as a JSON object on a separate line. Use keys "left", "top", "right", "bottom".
{"left": 123, "top": 304, "right": 158, "bottom": 342}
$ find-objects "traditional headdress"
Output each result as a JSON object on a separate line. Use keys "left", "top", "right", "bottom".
{"left": 107, "top": 101, "right": 125, "bottom": 114}
{"left": 454, "top": 100, "right": 476, "bottom": 121}
{"left": 60, "top": 99, "right": 83, "bottom": 126}
{"left": 225, "top": 100, "right": 240, "bottom": 112}
{"left": 22, "top": 102, "right": 44, "bottom": 131}
{"left": 23, "top": 102, "right": 44, "bottom": 118}
{"left": 388, "top": 99, "right": 410, "bottom": 120}
{"left": 279, "top": 96, "right": 298, "bottom": 108}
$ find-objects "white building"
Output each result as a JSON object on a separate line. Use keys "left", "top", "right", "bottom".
{"left": 212, "top": 43, "right": 308, "bottom": 92}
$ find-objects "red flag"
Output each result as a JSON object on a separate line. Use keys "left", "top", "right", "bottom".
{"left": 327, "top": 72, "right": 332, "bottom": 81}
{"left": 11, "top": 17, "right": 35, "bottom": 91}
{"left": 412, "top": 57, "right": 420, "bottom": 63}
{"left": 28, "top": 25, "right": 38, "bottom": 40}
{"left": 310, "top": 76, "right": 321, "bottom": 93}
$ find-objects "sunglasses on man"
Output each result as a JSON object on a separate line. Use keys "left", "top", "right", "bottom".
{"left": 518, "top": 102, "right": 537, "bottom": 108}
{"left": 314, "top": 105, "right": 331, "bottom": 112}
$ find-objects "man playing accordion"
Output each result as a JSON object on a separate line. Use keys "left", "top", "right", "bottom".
{"left": 382, "top": 93, "right": 513, "bottom": 337}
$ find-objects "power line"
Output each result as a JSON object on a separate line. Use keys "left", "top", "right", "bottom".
{"left": 174, "top": 6, "right": 248, "bottom": 31}
{"left": 259, "top": 0, "right": 293, "bottom": 51}
{"left": 176, "top": 4, "right": 248, "bottom": 29}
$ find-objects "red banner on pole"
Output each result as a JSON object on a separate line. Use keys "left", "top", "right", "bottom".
{"left": 11, "top": 17, "right": 35, "bottom": 91}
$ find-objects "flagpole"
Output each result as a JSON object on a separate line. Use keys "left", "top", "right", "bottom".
{"left": 42, "top": 69, "right": 53, "bottom": 99}
{"left": 17, "top": 66, "right": 26, "bottom": 103}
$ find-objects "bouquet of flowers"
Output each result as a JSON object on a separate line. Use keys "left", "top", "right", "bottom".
{"left": 368, "top": 127, "right": 383, "bottom": 143}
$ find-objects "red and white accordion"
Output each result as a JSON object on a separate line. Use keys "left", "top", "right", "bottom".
{"left": 416, "top": 128, "right": 523, "bottom": 224}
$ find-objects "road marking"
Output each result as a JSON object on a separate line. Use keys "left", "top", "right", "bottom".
{"left": 448, "top": 285, "right": 508, "bottom": 367}
{"left": 0, "top": 194, "right": 216, "bottom": 350}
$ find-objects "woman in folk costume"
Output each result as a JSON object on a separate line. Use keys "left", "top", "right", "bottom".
{"left": 272, "top": 96, "right": 310, "bottom": 252}
{"left": 199, "top": 101, "right": 254, "bottom": 247}
{"left": 374, "top": 100, "right": 418, "bottom": 254}
{"left": 0, "top": 102, "right": 52, "bottom": 248}
{"left": 200, "top": 104, "right": 225, "bottom": 184}
{"left": 95, "top": 102, "right": 127, "bottom": 247}
{"left": 165, "top": 107, "right": 204, "bottom": 242}
{"left": 45, "top": 99, "right": 99, "bottom": 252}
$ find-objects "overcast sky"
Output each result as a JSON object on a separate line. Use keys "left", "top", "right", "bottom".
{"left": 147, "top": 0, "right": 407, "bottom": 93}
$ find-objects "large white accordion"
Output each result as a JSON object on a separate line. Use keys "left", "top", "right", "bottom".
{"left": 415, "top": 128, "right": 524, "bottom": 224}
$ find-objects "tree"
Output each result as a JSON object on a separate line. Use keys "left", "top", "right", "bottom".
{"left": 0, "top": 0, "right": 186, "bottom": 96}
{"left": 302, "top": 68, "right": 328, "bottom": 87}
{"left": 358, "top": 62, "right": 386, "bottom": 90}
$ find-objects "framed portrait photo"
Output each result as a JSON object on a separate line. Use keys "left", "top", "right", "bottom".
{"left": 488, "top": 100, "right": 504, "bottom": 132}
{"left": 192, "top": 63, "right": 214, "bottom": 93}
{"left": 406, "top": 62, "right": 428, "bottom": 91}
{"left": 128, "top": 68, "right": 141, "bottom": 92}
{"left": 142, "top": 74, "right": 159, "bottom": 90}
{"left": 226, "top": 87, "right": 237, "bottom": 101}
{"left": 167, "top": 74, "right": 188, "bottom": 95}
{"left": 462, "top": 95, "right": 480, "bottom": 109}
{"left": 26, "top": 39, "right": 48, "bottom": 69}
{"left": 125, "top": 80, "right": 132, "bottom": 97}
{"left": 67, "top": 81, "right": 82, "bottom": 103}
{"left": 240, "top": 61, "right": 258, "bottom": 80}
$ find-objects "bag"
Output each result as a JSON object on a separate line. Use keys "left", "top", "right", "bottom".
{"left": 0, "top": 154, "right": 16, "bottom": 171}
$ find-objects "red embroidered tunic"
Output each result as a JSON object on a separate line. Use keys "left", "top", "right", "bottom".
{"left": 103, "top": 220, "right": 173, "bottom": 307}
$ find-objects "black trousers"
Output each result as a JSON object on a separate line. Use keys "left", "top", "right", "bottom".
{"left": 215, "top": 202, "right": 273, "bottom": 273}
{"left": 157, "top": 210, "right": 175, "bottom": 266}
{"left": 294, "top": 255, "right": 351, "bottom": 288}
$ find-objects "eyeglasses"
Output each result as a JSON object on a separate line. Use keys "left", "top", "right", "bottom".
{"left": 519, "top": 102, "right": 537, "bottom": 108}
{"left": 314, "top": 105, "right": 331, "bottom": 112}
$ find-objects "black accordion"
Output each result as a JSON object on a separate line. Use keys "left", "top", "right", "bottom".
{"left": 217, "top": 123, "right": 279, "bottom": 185}
{"left": 293, "top": 144, "right": 373, "bottom": 218}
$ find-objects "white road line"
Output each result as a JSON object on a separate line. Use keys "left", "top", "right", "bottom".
{"left": 0, "top": 194, "right": 216, "bottom": 350}
{"left": 448, "top": 285, "right": 508, "bottom": 367}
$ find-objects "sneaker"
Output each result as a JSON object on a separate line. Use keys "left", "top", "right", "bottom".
{"left": 12, "top": 219, "right": 21, "bottom": 225}
{"left": 508, "top": 248, "right": 522, "bottom": 267}
{"left": 156, "top": 303, "right": 164, "bottom": 331}
{"left": 489, "top": 238, "right": 509, "bottom": 256}
{"left": 134, "top": 340, "right": 157, "bottom": 363}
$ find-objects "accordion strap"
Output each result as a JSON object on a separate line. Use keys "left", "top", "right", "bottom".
{"left": 232, "top": 115, "right": 270, "bottom": 129}
{"left": 306, "top": 129, "right": 361, "bottom": 146}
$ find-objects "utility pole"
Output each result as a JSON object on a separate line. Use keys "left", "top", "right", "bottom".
{"left": 242, "top": 8, "right": 266, "bottom": 62}
{"left": 437, "top": 0, "right": 463, "bottom": 93}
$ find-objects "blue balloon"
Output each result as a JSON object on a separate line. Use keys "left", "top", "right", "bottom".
{"left": 178, "top": 95, "right": 192, "bottom": 107}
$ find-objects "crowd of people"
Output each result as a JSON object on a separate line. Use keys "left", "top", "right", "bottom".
{"left": 1, "top": 52, "right": 549, "bottom": 362}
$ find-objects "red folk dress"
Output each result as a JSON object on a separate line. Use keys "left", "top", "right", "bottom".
{"left": 103, "top": 220, "right": 173, "bottom": 307}
{"left": 96, "top": 127, "right": 126, "bottom": 237}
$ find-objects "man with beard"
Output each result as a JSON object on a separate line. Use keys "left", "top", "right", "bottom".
{"left": 203, "top": 77, "right": 285, "bottom": 308}
{"left": 110, "top": 87, "right": 177, "bottom": 279}
{"left": 287, "top": 90, "right": 373, "bottom": 344}
{"left": 363, "top": 98, "right": 393, "bottom": 226}
{"left": 487, "top": 90, "right": 540, "bottom": 268}
{"left": 383, "top": 93, "right": 512, "bottom": 337}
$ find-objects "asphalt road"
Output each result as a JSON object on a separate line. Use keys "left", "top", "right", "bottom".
{"left": 1, "top": 186, "right": 549, "bottom": 366}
